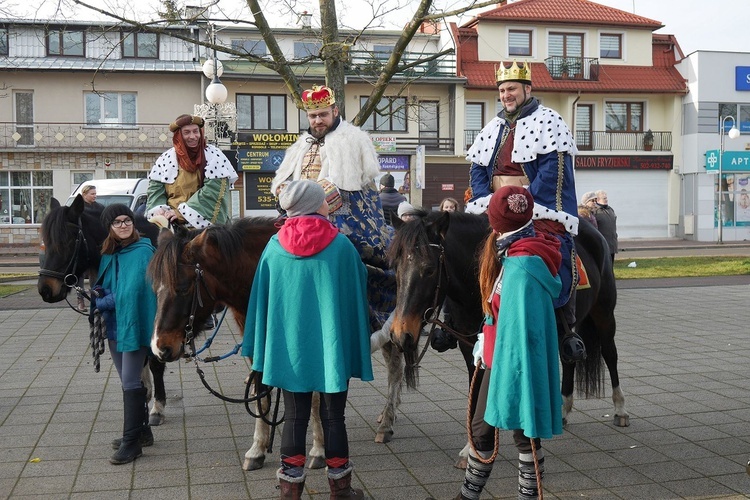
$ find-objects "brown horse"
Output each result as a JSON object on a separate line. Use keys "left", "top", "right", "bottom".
{"left": 148, "top": 216, "right": 408, "bottom": 471}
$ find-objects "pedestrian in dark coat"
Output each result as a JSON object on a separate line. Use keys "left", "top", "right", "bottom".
{"left": 593, "top": 190, "right": 618, "bottom": 263}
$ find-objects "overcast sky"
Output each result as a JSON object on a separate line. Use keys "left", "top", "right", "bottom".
{"left": 14, "top": 0, "right": 750, "bottom": 56}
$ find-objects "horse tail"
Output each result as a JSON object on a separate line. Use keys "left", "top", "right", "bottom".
{"left": 575, "top": 315, "right": 604, "bottom": 398}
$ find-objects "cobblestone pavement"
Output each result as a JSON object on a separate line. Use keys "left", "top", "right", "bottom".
{"left": 1, "top": 278, "right": 750, "bottom": 499}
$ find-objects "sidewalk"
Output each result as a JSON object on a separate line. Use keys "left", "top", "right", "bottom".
{"left": 1, "top": 283, "right": 750, "bottom": 498}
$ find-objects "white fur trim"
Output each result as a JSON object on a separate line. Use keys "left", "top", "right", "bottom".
{"left": 178, "top": 202, "right": 211, "bottom": 229}
{"left": 466, "top": 106, "right": 578, "bottom": 168}
{"left": 465, "top": 194, "right": 492, "bottom": 214}
{"left": 532, "top": 202, "right": 579, "bottom": 236}
{"left": 148, "top": 145, "right": 238, "bottom": 185}
{"left": 272, "top": 120, "right": 380, "bottom": 193}
{"left": 146, "top": 204, "right": 170, "bottom": 220}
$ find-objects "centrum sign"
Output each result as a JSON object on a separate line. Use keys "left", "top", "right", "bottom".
{"left": 705, "top": 150, "right": 750, "bottom": 172}
{"left": 235, "top": 132, "right": 299, "bottom": 172}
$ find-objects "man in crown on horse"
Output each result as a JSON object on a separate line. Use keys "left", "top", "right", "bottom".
{"left": 464, "top": 60, "right": 586, "bottom": 366}
{"left": 272, "top": 85, "right": 395, "bottom": 332}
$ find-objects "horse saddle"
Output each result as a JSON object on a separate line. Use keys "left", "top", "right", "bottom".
{"left": 576, "top": 254, "right": 591, "bottom": 290}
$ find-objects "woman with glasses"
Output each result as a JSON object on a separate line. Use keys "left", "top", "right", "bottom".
{"left": 92, "top": 204, "right": 157, "bottom": 465}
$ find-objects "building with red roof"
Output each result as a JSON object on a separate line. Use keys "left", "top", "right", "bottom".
{"left": 445, "top": 0, "right": 689, "bottom": 239}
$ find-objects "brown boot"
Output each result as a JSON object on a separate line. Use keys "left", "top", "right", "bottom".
{"left": 328, "top": 469, "right": 364, "bottom": 499}
{"left": 277, "top": 469, "right": 305, "bottom": 500}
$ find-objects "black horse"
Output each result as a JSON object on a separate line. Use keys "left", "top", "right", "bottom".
{"left": 388, "top": 211, "right": 628, "bottom": 467}
{"left": 37, "top": 194, "right": 167, "bottom": 425}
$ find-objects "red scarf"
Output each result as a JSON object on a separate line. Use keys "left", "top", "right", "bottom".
{"left": 173, "top": 130, "right": 206, "bottom": 175}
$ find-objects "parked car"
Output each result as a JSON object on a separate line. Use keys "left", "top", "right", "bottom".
{"left": 66, "top": 178, "right": 149, "bottom": 215}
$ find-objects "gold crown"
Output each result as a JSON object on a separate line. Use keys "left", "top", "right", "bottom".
{"left": 301, "top": 85, "right": 336, "bottom": 111}
{"left": 495, "top": 60, "right": 532, "bottom": 85}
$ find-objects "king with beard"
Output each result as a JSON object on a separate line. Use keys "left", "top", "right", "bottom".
{"left": 146, "top": 114, "right": 238, "bottom": 228}
{"left": 272, "top": 85, "right": 394, "bottom": 332}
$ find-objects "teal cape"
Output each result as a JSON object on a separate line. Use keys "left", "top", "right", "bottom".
{"left": 483, "top": 255, "right": 563, "bottom": 439}
{"left": 98, "top": 239, "right": 157, "bottom": 352}
{"left": 241, "top": 234, "right": 374, "bottom": 393}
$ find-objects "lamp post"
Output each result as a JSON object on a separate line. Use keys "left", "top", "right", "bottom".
{"left": 717, "top": 115, "right": 740, "bottom": 243}
{"left": 201, "top": 23, "right": 228, "bottom": 145}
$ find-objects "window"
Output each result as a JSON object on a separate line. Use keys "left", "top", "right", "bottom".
{"left": 298, "top": 108, "right": 309, "bottom": 133}
{"left": 0, "top": 28, "right": 8, "bottom": 56}
{"left": 237, "top": 94, "right": 286, "bottom": 130}
{"left": 14, "top": 91, "right": 34, "bottom": 146}
{"left": 0, "top": 171, "right": 53, "bottom": 225}
{"left": 231, "top": 39, "right": 267, "bottom": 57}
{"left": 719, "top": 103, "right": 750, "bottom": 134}
{"left": 122, "top": 32, "right": 158, "bottom": 58}
{"left": 549, "top": 32, "right": 583, "bottom": 58}
{"left": 508, "top": 30, "right": 532, "bottom": 57}
{"left": 373, "top": 44, "right": 394, "bottom": 61}
{"left": 47, "top": 29, "right": 85, "bottom": 56}
{"left": 600, "top": 33, "right": 622, "bottom": 59}
{"left": 605, "top": 102, "right": 643, "bottom": 132}
{"left": 360, "top": 96, "right": 407, "bottom": 132}
{"left": 466, "top": 103, "right": 484, "bottom": 131}
{"left": 85, "top": 92, "right": 137, "bottom": 126}
{"left": 294, "top": 41, "right": 321, "bottom": 59}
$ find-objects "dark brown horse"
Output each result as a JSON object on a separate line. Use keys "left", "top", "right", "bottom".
{"left": 148, "top": 216, "right": 409, "bottom": 471}
{"left": 388, "top": 211, "right": 628, "bottom": 468}
{"left": 37, "top": 194, "right": 168, "bottom": 425}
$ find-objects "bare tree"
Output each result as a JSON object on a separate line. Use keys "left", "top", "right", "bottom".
{"left": 62, "top": 0, "right": 499, "bottom": 126}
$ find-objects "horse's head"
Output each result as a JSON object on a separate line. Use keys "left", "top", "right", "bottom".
{"left": 388, "top": 211, "right": 451, "bottom": 361}
{"left": 38, "top": 195, "right": 104, "bottom": 302}
{"left": 149, "top": 226, "right": 219, "bottom": 362}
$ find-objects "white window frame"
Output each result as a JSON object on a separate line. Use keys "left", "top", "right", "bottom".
{"left": 85, "top": 92, "right": 137, "bottom": 127}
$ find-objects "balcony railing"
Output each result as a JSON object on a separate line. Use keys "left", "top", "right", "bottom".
{"left": 544, "top": 56, "right": 600, "bottom": 81}
{"left": 346, "top": 50, "right": 456, "bottom": 78}
{"left": 465, "top": 129, "right": 672, "bottom": 152}
{"left": 575, "top": 130, "right": 672, "bottom": 152}
{"left": 0, "top": 122, "right": 173, "bottom": 151}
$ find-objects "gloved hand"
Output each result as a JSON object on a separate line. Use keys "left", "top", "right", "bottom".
{"left": 472, "top": 333, "right": 485, "bottom": 369}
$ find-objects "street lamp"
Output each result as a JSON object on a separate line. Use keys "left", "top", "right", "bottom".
{"left": 201, "top": 23, "right": 228, "bottom": 144}
{"left": 717, "top": 115, "right": 740, "bottom": 243}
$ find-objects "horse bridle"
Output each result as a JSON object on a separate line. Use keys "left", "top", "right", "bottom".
{"left": 410, "top": 241, "right": 478, "bottom": 369}
{"left": 183, "top": 262, "right": 218, "bottom": 352}
{"left": 38, "top": 218, "right": 93, "bottom": 312}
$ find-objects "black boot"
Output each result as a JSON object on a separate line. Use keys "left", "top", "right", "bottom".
{"left": 111, "top": 392, "right": 153, "bottom": 449}
{"left": 110, "top": 387, "right": 147, "bottom": 465}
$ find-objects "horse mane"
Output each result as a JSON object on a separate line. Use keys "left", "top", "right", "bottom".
{"left": 41, "top": 204, "right": 104, "bottom": 254}
{"left": 201, "top": 217, "right": 277, "bottom": 265}
{"left": 148, "top": 217, "right": 278, "bottom": 294}
{"left": 147, "top": 227, "right": 202, "bottom": 294}
{"left": 387, "top": 215, "right": 433, "bottom": 268}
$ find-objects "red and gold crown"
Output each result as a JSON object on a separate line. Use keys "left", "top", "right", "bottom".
{"left": 301, "top": 85, "right": 336, "bottom": 110}
{"left": 495, "top": 60, "right": 532, "bottom": 85}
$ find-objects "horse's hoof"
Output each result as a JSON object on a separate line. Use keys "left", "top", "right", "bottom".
{"left": 562, "top": 417, "right": 569, "bottom": 428}
{"left": 149, "top": 413, "right": 165, "bottom": 426}
{"left": 376, "top": 413, "right": 383, "bottom": 424}
{"left": 613, "top": 414, "right": 630, "bottom": 427}
{"left": 375, "top": 430, "right": 393, "bottom": 443}
{"left": 454, "top": 457, "right": 468, "bottom": 470}
{"left": 306, "top": 455, "right": 326, "bottom": 469}
{"left": 242, "top": 456, "right": 265, "bottom": 471}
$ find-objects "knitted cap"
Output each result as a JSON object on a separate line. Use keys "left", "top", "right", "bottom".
{"left": 487, "top": 186, "right": 534, "bottom": 234}
{"left": 279, "top": 180, "right": 326, "bottom": 217}
{"left": 397, "top": 201, "right": 417, "bottom": 218}
{"left": 101, "top": 203, "right": 135, "bottom": 228}
{"left": 380, "top": 173, "right": 395, "bottom": 188}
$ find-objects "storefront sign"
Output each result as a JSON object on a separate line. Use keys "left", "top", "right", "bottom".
{"left": 442, "top": 184, "right": 454, "bottom": 191}
{"left": 736, "top": 66, "right": 750, "bottom": 91}
{"left": 373, "top": 136, "right": 397, "bottom": 153}
{"left": 244, "top": 172, "right": 277, "bottom": 210}
{"left": 705, "top": 149, "right": 750, "bottom": 171}
{"left": 234, "top": 132, "right": 299, "bottom": 171}
{"left": 378, "top": 155, "right": 410, "bottom": 171}
{"left": 575, "top": 155, "right": 673, "bottom": 170}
